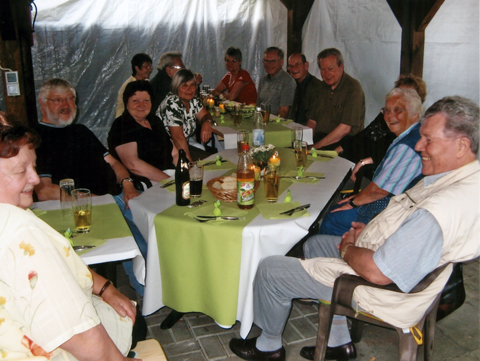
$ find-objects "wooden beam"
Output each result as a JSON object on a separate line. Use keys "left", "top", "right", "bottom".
{"left": 0, "top": 0, "right": 37, "bottom": 126}
{"left": 281, "top": 0, "right": 315, "bottom": 57}
{"left": 387, "top": 0, "right": 445, "bottom": 77}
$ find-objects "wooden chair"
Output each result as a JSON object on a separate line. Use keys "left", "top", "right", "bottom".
{"left": 314, "top": 263, "right": 451, "bottom": 361}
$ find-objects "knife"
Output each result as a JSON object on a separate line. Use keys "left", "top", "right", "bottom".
{"left": 195, "top": 216, "right": 246, "bottom": 220}
{"left": 73, "top": 245, "right": 96, "bottom": 251}
{"left": 279, "top": 204, "right": 311, "bottom": 215}
{"left": 201, "top": 159, "right": 227, "bottom": 166}
{"left": 160, "top": 180, "right": 175, "bottom": 188}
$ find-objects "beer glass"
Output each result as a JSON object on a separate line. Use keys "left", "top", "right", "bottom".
{"left": 291, "top": 126, "right": 303, "bottom": 147}
{"left": 261, "top": 103, "right": 271, "bottom": 124}
{"left": 233, "top": 106, "right": 242, "bottom": 126}
{"left": 72, "top": 188, "right": 92, "bottom": 233}
{"left": 189, "top": 162, "right": 204, "bottom": 198}
{"left": 294, "top": 140, "right": 308, "bottom": 169}
{"left": 264, "top": 166, "right": 280, "bottom": 203}
{"left": 237, "top": 129, "right": 249, "bottom": 155}
{"left": 60, "top": 178, "right": 75, "bottom": 221}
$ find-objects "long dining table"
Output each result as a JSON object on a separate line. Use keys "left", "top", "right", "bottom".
{"left": 129, "top": 148, "right": 353, "bottom": 337}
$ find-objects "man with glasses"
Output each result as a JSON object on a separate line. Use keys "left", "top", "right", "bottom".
{"left": 257, "top": 47, "right": 296, "bottom": 119}
{"left": 306, "top": 48, "right": 365, "bottom": 150}
{"left": 35, "top": 78, "right": 147, "bottom": 296}
{"left": 287, "top": 53, "right": 321, "bottom": 125}
{"left": 115, "top": 53, "right": 153, "bottom": 117}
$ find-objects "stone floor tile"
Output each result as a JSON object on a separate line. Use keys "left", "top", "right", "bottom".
{"left": 149, "top": 325, "right": 175, "bottom": 346}
{"left": 171, "top": 319, "right": 195, "bottom": 342}
{"left": 217, "top": 331, "right": 239, "bottom": 357}
{"left": 186, "top": 314, "right": 216, "bottom": 328}
{"left": 198, "top": 336, "right": 228, "bottom": 359}
{"left": 192, "top": 324, "right": 232, "bottom": 338}
{"left": 282, "top": 322, "right": 303, "bottom": 344}
{"left": 169, "top": 350, "right": 206, "bottom": 361}
{"left": 293, "top": 300, "right": 318, "bottom": 316}
{"left": 289, "top": 317, "right": 317, "bottom": 339}
{"left": 162, "top": 340, "right": 200, "bottom": 357}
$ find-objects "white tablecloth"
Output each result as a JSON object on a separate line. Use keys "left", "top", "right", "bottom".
{"left": 129, "top": 149, "right": 353, "bottom": 336}
{"left": 32, "top": 194, "right": 146, "bottom": 284}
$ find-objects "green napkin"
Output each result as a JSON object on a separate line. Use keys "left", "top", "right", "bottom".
{"left": 256, "top": 202, "right": 310, "bottom": 219}
{"left": 184, "top": 204, "right": 248, "bottom": 224}
{"left": 160, "top": 179, "right": 176, "bottom": 193}
{"left": 308, "top": 150, "right": 338, "bottom": 162}
{"left": 202, "top": 160, "right": 236, "bottom": 171}
{"left": 282, "top": 170, "right": 325, "bottom": 183}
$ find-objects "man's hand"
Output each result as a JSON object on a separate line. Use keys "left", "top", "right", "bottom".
{"left": 330, "top": 196, "right": 354, "bottom": 213}
{"left": 350, "top": 162, "right": 363, "bottom": 182}
{"left": 122, "top": 182, "right": 140, "bottom": 209}
{"left": 101, "top": 285, "right": 137, "bottom": 324}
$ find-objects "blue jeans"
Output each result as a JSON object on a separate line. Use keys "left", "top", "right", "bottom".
{"left": 114, "top": 192, "right": 147, "bottom": 296}
{"left": 318, "top": 204, "right": 359, "bottom": 236}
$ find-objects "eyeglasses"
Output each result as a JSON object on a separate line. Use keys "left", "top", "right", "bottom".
{"left": 263, "top": 59, "right": 279, "bottom": 64}
{"left": 287, "top": 62, "right": 303, "bottom": 69}
{"left": 142, "top": 64, "right": 154, "bottom": 70}
{"left": 225, "top": 59, "right": 238, "bottom": 63}
{"left": 382, "top": 107, "right": 406, "bottom": 116}
{"left": 45, "top": 96, "right": 76, "bottom": 105}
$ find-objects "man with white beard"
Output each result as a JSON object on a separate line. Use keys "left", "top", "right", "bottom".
{"left": 34, "top": 78, "right": 147, "bottom": 296}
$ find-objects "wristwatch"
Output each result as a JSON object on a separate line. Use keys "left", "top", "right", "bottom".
{"left": 360, "top": 159, "right": 366, "bottom": 166}
{"left": 340, "top": 244, "right": 354, "bottom": 260}
{"left": 349, "top": 198, "right": 358, "bottom": 208}
{"left": 120, "top": 177, "right": 134, "bottom": 188}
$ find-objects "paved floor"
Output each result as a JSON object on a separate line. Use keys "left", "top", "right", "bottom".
{"left": 116, "top": 257, "right": 479, "bottom": 361}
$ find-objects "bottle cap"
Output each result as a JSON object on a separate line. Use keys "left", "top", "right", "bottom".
{"left": 256, "top": 106, "right": 262, "bottom": 112}
{"left": 241, "top": 144, "right": 250, "bottom": 151}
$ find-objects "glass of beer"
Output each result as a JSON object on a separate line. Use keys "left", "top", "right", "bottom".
{"left": 237, "top": 129, "right": 249, "bottom": 155}
{"left": 264, "top": 166, "right": 280, "bottom": 203}
{"left": 294, "top": 140, "right": 308, "bottom": 169}
{"left": 72, "top": 188, "right": 92, "bottom": 233}
{"left": 291, "top": 126, "right": 303, "bottom": 147}
{"left": 233, "top": 106, "right": 242, "bottom": 126}
{"left": 261, "top": 103, "right": 271, "bottom": 124}
{"left": 60, "top": 178, "right": 75, "bottom": 221}
{"left": 189, "top": 162, "right": 204, "bottom": 198}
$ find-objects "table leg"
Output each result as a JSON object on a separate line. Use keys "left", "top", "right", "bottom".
{"left": 160, "top": 310, "right": 186, "bottom": 329}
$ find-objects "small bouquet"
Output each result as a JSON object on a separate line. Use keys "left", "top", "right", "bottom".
{"left": 249, "top": 144, "right": 277, "bottom": 168}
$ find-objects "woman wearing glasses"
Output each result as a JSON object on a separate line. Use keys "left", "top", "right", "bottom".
{"left": 212, "top": 47, "right": 257, "bottom": 105}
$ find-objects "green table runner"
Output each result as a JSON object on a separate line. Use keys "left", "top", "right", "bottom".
{"left": 37, "top": 203, "right": 131, "bottom": 254}
{"left": 213, "top": 113, "right": 294, "bottom": 149}
{"left": 153, "top": 148, "right": 312, "bottom": 325}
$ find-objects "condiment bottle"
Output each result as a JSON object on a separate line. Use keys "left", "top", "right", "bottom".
{"left": 175, "top": 149, "right": 190, "bottom": 206}
{"left": 252, "top": 106, "right": 265, "bottom": 148}
{"left": 237, "top": 144, "right": 255, "bottom": 209}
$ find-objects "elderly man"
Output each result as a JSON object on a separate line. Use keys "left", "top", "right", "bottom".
{"left": 319, "top": 87, "right": 424, "bottom": 236}
{"left": 306, "top": 48, "right": 365, "bottom": 150}
{"left": 257, "top": 47, "right": 296, "bottom": 119}
{"left": 115, "top": 53, "right": 153, "bottom": 118}
{"left": 287, "top": 53, "right": 322, "bottom": 125}
{"left": 35, "top": 78, "right": 146, "bottom": 296}
{"left": 229, "top": 96, "right": 479, "bottom": 361}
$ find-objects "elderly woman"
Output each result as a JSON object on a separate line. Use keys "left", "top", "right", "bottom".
{"left": 158, "top": 69, "right": 214, "bottom": 161}
{"left": 212, "top": 47, "right": 257, "bottom": 104}
{"left": 319, "top": 87, "right": 424, "bottom": 236}
{"left": 108, "top": 80, "right": 178, "bottom": 183}
{"left": 0, "top": 115, "right": 138, "bottom": 360}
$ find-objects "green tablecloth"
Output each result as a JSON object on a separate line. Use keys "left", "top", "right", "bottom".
{"left": 214, "top": 113, "right": 294, "bottom": 149}
{"left": 37, "top": 203, "right": 131, "bottom": 254}
{"left": 153, "top": 148, "right": 311, "bottom": 325}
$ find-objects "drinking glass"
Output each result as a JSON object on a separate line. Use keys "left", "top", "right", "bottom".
{"left": 294, "top": 140, "right": 308, "bottom": 169}
{"left": 264, "top": 166, "right": 280, "bottom": 203}
{"left": 189, "top": 162, "right": 204, "bottom": 198}
{"left": 237, "top": 129, "right": 249, "bottom": 154}
{"left": 261, "top": 103, "right": 271, "bottom": 124}
{"left": 59, "top": 178, "right": 75, "bottom": 221}
{"left": 291, "top": 126, "right": 303, "bottom": 147}
{"left": 233, "top": 106, "right": 242, "bottom": 126}
{"left": 72, "top": 188, "right": 92, "bottom": 233}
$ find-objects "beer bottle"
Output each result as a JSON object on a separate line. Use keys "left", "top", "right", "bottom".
{"left": 237, "top": 144, "right": 255, "bottom": 209}
{"left": 252, "top": 106, "right": 265, "bottom": 148}
{"left": 175, "top": 149, "right": 190, "bottom": 206}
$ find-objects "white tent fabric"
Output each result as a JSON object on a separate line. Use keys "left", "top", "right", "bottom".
{"left": 0, "top": 0, "right": 478, "bottom": 144}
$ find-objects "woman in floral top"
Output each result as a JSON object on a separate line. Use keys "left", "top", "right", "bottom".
{"left": 157, "top": 69, "right": 214, "bottom": 161}
{"left": 0, "top": 112, "right": 138, "bottom": 360}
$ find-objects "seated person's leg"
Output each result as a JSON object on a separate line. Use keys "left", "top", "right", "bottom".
{"left": 304, "top": 234, "right": 343, "bottom": 259}
{"left": 318, "top": 206, "right": 359, "bottom": 236}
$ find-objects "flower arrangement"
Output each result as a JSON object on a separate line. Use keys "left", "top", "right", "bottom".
{"left": 249, "top": 144, "right": 277, "bottom": 167}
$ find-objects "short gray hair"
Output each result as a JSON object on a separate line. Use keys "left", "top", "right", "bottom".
{"left": 385, "top": 87, "right": 423, "bottom": 120}
{"left": 157, "top": 51, "right": 183, "bottom": 70}
{"left": 424, "top": 96, "right": 479, "bottom": 154}
{"left": 317, "top": 48, "right": 344, "bottom": 67}
{"left": 170, "top": 69, "right": 196, "bottom": 95}
{"left": 264, "top": 47, "right": 284, "bottom": 60}
{"left": 38, "top": 78, "right": 76, "bottom": 103}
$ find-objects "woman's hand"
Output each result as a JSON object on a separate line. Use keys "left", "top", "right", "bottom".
{"left": 122, "top": 181, "right": 140, "bottom": 209}
{"left": 350, "top": 162, "right": 363, "bottom": 182}
{"left": 330, "top": 195, "right": 354, "bottom": 213}
{"left": 102, "top": 285, "right": 137, "bottom": 323}
{"left": 201, "top": 121, "right": 213, "bottom": 143}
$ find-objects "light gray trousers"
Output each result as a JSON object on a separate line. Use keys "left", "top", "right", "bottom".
{"left": 253, "top": 235, "right": 351, "bottom": 349}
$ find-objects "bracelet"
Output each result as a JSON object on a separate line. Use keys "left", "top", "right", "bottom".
{"left": 360, "top": 159, "right": 365, "bottom": 166}
{"left": 341, "top": 244, "right": 354, "bottom": 260}
{"left": 98, "top": 279, "right": 112, "bottom": 297}
{"left": 349, "top": 198, "right": 358, "bottom": 208}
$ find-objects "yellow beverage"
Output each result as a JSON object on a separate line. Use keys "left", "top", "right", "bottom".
{"left": 74, "top": 210, "right": 91, "bottom": 233}
{"left": 262, "top": 110, "right": 270, "bottom": 124}
{"left": 237, "top": 169, "right": 255, "bottom": 209}
{"left": 295, "top": 148, "right": 307, "bottom": 168}
{"left": 233, "top": 112, "right": 242, "bottom": 126}
{"left": 264, "top": 173, "right": 280, "bottom": 203}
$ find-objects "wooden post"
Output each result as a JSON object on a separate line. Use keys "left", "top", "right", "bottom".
{"left": 0, "top": 0, "right": 37, "bottom": 126}
{"left": 387, "top": 0, "right": 445, "bottom": 77}
{"left": 280, "top": 0, "right": 315, "bottom": 58}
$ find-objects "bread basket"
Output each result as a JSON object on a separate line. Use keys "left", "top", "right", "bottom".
{"left": 207, "top": 176, "right": 259, "bottom": 202}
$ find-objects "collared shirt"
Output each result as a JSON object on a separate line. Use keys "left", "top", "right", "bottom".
{"left": 289, "top": 73, "right": 322, "bottom": 125}
{"left": 257, "top": 69, "right": 296, "bottom": 115}
{"left": 305, "top": 71, "right": 365, "bottom": 136}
